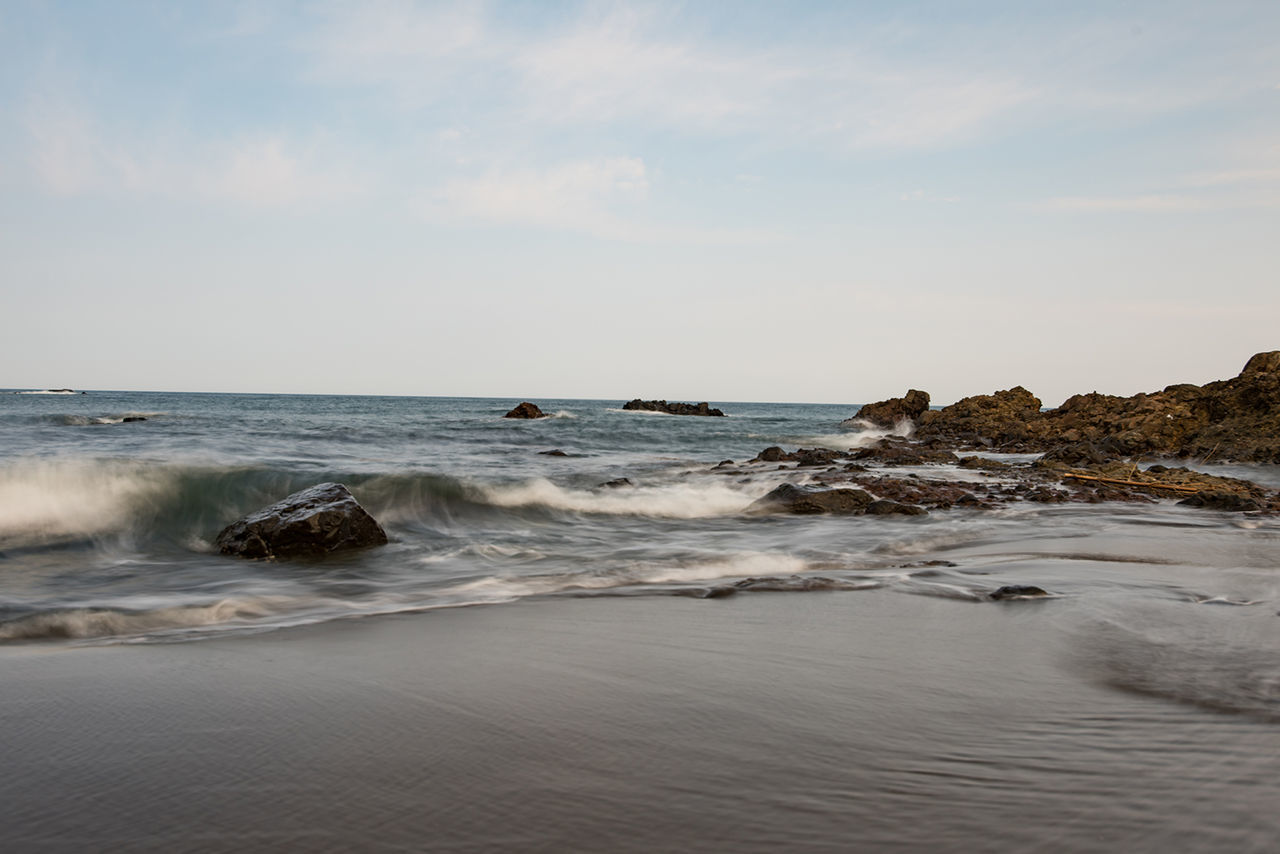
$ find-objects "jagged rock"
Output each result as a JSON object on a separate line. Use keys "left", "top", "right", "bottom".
{"left": 504, "top": 402, "right": 547, "bottom": 419}
{"left": 216, "top": 483, "right": 388, "bottom": 560}
{"left": 917, "top": 352, "right": 1280, "bottom": 462}
{"left": 918, "top": 386, "right": 1043, "bottom": 445}
{"left": 854, "top": 389, "right": 931, "bottom": 428}
{"left": 747, "top": 483, "right": 876, "bottom": 515}
{"left": 622, "top": 399, "right": 726, "bottom": 416}
{"left": 754, "top": 446, "right": 795, "bottom": 462}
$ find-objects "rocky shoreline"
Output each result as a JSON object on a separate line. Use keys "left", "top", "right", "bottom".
{"left": 712, "top": 352, "right": 1280, "bottom": 517}
{"left": 857, "top": 351, "right": 1280, "bottom": 464}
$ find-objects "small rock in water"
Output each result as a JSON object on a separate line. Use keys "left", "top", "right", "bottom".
{"left": 216, "top": 482, "right": 388, "bottom": 560}
{"left": 600, "top": 478, "right": 633, "bottom": 489}
{"left": 988, "top": 585, "right": 1050, "bottom": 600}
{"left": 504, "top": 402, "right": 547, "bottom": 419}
{"left": 122, "top": 416, "right": 147, "bottom": 423}
{"left": 539, "top": 449, "right": 569, "bottom": 457}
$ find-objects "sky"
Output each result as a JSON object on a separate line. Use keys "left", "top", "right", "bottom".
{"left": 1, "top": 0, "right": 1277, "bottom": 405}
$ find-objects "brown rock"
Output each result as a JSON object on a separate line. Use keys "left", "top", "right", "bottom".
{"left": 854, "top": 389, "right": 931, "bottom": 428}
{"left": 504, "top": 402, "right": 547, "bottom": 419}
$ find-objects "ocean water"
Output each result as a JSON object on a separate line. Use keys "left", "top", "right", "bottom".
{"left": 3, "top": 389, "right": 1279, "bottom": 850}
{"left": 2, "top": 391, "right": 1279, "bottom": 660}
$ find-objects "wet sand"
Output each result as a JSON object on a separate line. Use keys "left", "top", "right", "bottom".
{"left": 2, "top": 591, "right": 1276, "bottom": 852}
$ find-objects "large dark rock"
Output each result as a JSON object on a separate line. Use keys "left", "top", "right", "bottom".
{"left": 622, "top": 399, "right": 726, "bottom": 416}
{"left": 216, "top": 483, "right": 388, "bottom": 559}
{"left": 504, "top": 402, "right": 547, "bottom": 419}
{"left": 854, "top": 389, "right": 931, "bottom": 428}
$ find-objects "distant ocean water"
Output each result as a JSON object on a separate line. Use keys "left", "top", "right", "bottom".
{"left": 1, "top": 389, "right": 1278, "bottom": 722}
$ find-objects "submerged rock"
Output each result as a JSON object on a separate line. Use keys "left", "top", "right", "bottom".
{"left": 747, "top": 483, "right": 876, "bottom": 515}
{"left": 216, "top": 482, "right": 388, "bottom": 560}
{"left": 622, "top": 399, "right": 726, "bottom": 416}
{"left": 1177, "top": 490, "right": 1262, "bottom": 512}
{"left": 989, "top": 585, "right": 1050, "bottom": 600}
{"left": 504, "top": 402, "right": 547, "bottom": 419}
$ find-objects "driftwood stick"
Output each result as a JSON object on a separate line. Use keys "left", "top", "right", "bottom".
{"left": 1062, "top": 473, "right": 1202, "bottom": 493}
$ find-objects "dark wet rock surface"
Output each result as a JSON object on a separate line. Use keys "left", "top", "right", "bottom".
{"left": 216, "top": 482, "right": 388, "bottom": 560}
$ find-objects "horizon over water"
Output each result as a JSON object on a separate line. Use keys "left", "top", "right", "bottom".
{"left": 2, "top": 387, "right": 1278, "bottom": 851}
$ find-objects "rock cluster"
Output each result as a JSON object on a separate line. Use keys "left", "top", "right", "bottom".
{"left": 622, "top": 399, "right": 726, "bottom": 416}
{"left": 910, "top": 352, "right": 1280, "bottom": 463}
{"left": 216, "top": 482, "right": 388, "bottom": 560}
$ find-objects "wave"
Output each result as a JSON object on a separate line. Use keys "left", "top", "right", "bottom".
{"left": 55, "top": 412, "right": 161, "bottom": 426}
{"left": 0, "top": 458, "right": 772, "bottom": 553}
{"left": 799, "top": 418, "right": 912, "bottom": 451}
{"left": 440, "top": 552, "right": 814, "bottom": 600}
{"left": 14, "top": 389, "right": 79, "bottom": 395}
{"left": 0, "top": 597, "right": 281, "bottom": 642}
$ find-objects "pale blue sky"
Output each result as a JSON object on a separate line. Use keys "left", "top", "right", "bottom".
{"left": 2, "top": 1, "right": 1277, "bottom": 404}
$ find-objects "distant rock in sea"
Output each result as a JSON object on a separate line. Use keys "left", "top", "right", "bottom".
{"left": 504, "top": 402, "right": 547, "bottom": 419}
{"left": 216, "top": 482, "right": 388, "bottom": 560}
{"left": 622, "top": 399, "right": 726, "bottom": 416}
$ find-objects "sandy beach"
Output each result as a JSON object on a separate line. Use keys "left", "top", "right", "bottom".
{"left": 3, "top": 589, "right": 1276, "bottom": 853}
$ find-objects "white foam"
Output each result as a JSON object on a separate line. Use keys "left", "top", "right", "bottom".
{"left": 800, "top": 417, "right": 913, "bottom": 451}
{"left": 0, "top": 459, "right": 175, "bottom": 545}
{"left": 442, "top": 551, "right": 813, "bottom": 599}
{"left": 479, "top": 477, "right": 763, "bottom": 518}
{"left": 0, "top": 597, "right": 278, "bottom": 641}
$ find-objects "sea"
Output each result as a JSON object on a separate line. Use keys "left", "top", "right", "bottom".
{"left": 2, "top": 389, "right": 1279, "bottom": 850}
{"left": 1, "top": 388, "right": 1278, "bottom": 657}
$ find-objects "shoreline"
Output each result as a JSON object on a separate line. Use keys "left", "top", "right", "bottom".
{"left": 3, "top": 590, "right": 1277, "bottom": 852}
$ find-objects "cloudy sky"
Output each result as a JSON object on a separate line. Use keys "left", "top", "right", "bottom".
{"left": 2, "top": 1, "right": 1277, "bottom": 404}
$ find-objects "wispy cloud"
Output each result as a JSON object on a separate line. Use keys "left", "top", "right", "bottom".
{"left": 22, "top": 98, "right": 365, "bottom": 206}
{"left": 431, "top": 156, "right": 648, "bottom": 236}
{"left": 302, "top": 4, "right": 1033, "bottom": 151}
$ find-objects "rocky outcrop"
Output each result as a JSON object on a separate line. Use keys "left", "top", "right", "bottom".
{"left": 909, "top": 352, "right": 1280, "bottom": 462}
{"left": 854, "top": 389, "right": 930, "bottom": 428}
{"left": 917, "top": 386, "right": 1043, "bottom": 445}
{"left": 622, "top": 399, "right": 726, "bottom": 416}
{"left": 504, "top": 402, "right": 547, "bottom": 419}
{"left": 216, "top": 483, "right": 388, "bottom": 560}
